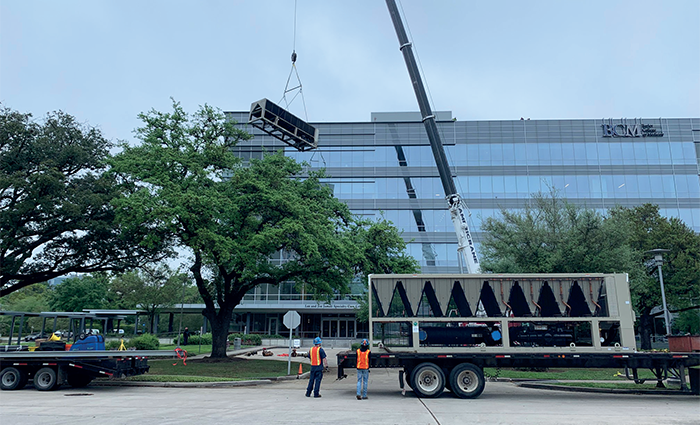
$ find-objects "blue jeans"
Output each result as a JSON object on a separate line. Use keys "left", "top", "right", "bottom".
{"left": 306, "top": 368, "right": 323, "bottom": 396}
{"left": 356, "top": 369, "right": 369, "bottom": 397}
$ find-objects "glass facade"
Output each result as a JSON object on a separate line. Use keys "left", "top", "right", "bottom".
{"left": 228, "top": 112, "right": 700, "bottom": 275}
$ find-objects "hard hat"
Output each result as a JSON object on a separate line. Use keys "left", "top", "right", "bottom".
{"left": 361, "top": 339, "right": 369, "bottom": 346}
{"left": 313, "top": 337, "right": 322, "bottom": 345}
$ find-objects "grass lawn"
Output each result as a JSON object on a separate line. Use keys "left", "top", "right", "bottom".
{"left": 158, "top": 343, "right": 213, "bottom": 355}
{"left": 125, "top": 357, "right": 308, "bottom": 382}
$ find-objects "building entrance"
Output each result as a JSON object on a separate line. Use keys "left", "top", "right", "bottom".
{"left": 322, "top": 319, "right": 355, "bottom": 339}
{"left": 268, "top": 317, "right": 278, "bottom": 335}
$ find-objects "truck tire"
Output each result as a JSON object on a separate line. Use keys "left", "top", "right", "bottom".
{"left": 33, "top": 367, "right": 59, "bottom": 391}
{"left": 1, "top": 367, "right": 28, "bottom": 390}
{"left": 410, "top": 362, "right": 445, "bottom": 398}
{"left": 67, "top": 373, "right": 94, "bottom": 388}
{"left": 449, "top": 363, "right": 485, "bottom": 399}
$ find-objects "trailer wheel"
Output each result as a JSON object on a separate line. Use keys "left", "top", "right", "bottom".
{"left": 449, "top": 363, "right": 485, "bottom": 399}
{"left": 1, "top": 367, "right": 28, "bottom": 390}
{"left": 411, "top": 363, "right": 445, "bottom": 398}
{"left": 34, "top": 367, "right": 59, "bottom": 391}
{"left": 67, "top": 373, "right": 94, "bottom": 388}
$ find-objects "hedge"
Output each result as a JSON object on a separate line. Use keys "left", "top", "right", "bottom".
{"left": 227, "top": 333, "right": 262, "bottom": 346}
{"left": 129, "top": 333, "right": 160, "bottom": 350}
{"left": 186, "top": 333, "right": 212, "bottom": 345}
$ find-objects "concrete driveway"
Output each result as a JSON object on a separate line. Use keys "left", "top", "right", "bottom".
{"left": 2, "top": 359, "right": 698, "bottom": 425}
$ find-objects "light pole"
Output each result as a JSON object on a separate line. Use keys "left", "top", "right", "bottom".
{"left": 647, "top": 249, "right": 671, "bottom": 336}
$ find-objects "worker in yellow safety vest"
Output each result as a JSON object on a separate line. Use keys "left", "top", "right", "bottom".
{"left": 305, "top": 337, "right": 328, "bottom": 398}
{"left": 355, "top": 339, "right": 370, "bottom": 400}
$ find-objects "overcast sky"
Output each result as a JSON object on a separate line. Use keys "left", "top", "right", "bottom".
{"left": 2, "top": 0, "right": 698, "bottom": 144}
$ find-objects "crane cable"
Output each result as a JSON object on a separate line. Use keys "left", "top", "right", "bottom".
{"left": 280, "top": 0, "right": 309, "bottom": 121}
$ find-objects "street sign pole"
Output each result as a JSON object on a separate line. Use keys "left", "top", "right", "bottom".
{"left": 283, "top": 311, "right": 301, "bottom": 375}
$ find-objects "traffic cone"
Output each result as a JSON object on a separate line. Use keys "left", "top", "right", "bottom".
{"left": 298, "top": 363, "right": 303, "bottom": 376}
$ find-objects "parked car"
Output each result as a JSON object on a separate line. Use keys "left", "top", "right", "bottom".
{"left": 113, "top": 329, "right": 125, "bottom": 335}
{"left": 57, "top": 330, "right": 73, "bottom": 338}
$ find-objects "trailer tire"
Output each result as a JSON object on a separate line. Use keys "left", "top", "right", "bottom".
{"left": 449, "top": 363, "right": 485, "bottom": 399}
{"left": 410, "top": 363, "right": 445, "bottom": 398}
{"left": 1, "top": 367, "right": 28, "bottom": 390}
{"left": 67, "top": 373, "right": 94, "bottom": 388}
{"left": 34, "top": 367, "right": 59, "bottom": 391}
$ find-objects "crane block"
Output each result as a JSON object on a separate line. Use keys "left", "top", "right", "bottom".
{"left": 248, "top": 98, "right": 319, "bottom": 151}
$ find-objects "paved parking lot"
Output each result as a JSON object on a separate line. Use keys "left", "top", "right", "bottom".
{"left": 2, "top": 365, "right": 698, "bottom": 425}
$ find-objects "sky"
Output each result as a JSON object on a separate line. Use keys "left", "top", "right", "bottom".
{"left": 1, "top": 0, "right": 699, "bottom": 144}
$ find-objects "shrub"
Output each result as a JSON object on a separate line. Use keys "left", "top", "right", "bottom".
{"left": 267, "top": 334, "right": 286, "bottom": 339}
{"left": 129, "top": 333, "right": 160, "bottom": 350}
{"left": 351, "top": 343, "right": 361, "bottom": 351}
{"left": 188, "top": 332, "right": 212, "bottom": 345}
{"left": 105, "top": 340, "right": 121, "bottom": 350}
{"left": 227, "top": 333, "right": 262, "bottom": 346}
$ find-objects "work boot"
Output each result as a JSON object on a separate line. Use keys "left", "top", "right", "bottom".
{"left": 362, "top": 396, "right": 368, "bottom": 400}
{"left": 356, "top": 395, "right": 362, "bottom": 400}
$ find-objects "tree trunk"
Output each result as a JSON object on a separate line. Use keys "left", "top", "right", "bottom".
{"left": 204, "top": 305, "right": 235, "bottom": 358}
{"left": 638, "top": 312, "right": 653, "bottom": 350}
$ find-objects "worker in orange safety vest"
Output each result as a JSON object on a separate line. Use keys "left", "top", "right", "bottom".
{"left": 356, "top": 339, "right": 370, "bottom": 400}
{"left": 305, "top": 337, "right": 328, "bottom": 398}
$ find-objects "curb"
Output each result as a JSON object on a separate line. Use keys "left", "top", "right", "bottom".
{"left": 92, "top": 372, "right": 311, "bottom": 388}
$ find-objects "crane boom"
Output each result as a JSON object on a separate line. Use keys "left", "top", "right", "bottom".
{"left": 386, "top": 0, "right": 480, "bottom": 273}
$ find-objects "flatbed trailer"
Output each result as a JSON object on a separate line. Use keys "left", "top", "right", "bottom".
{"left": 0, "top": 349, "right": 179, "bottom": 391}
{"left": 337, "top": 274, "right": 700, "bottom": 398}
{"left": 337, "top": 349, "right": 700, "bottom": 398}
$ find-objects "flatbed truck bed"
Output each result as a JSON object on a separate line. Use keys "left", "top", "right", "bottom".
{"left": 0, "top": 349, "right": 179, "bottom": 391}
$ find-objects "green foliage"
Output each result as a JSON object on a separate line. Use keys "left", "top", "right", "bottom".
{"left": 110, "top": 100, "right": 416, "bottom": 358}
{"left": 0, "top": 106, "right": 166, "bottom": 297}
{"left": 110, "top": 264, "right": 186, "bottom": 333}
{"left": 480, "top": 188, "right": 635, "bottom": 274}
{"left": 50, "top": 273, "right": 110, "bottom": 311}
{"left": 608, "top": 204, "right": 700, "bottom": 346}
{"left": 352, "top": 214, "right": 419, "bottom": 323}
{"left": 105, "top": 340, "right": 122, "bottom": 350}
{"left": 188, "top": 332, "right": 213, "bottom": 345}
{"left": 129, "top": 333, "right": 160, "bottom": 350}
{"left": 672, "top": 310, "right": 700, "bottom": 335}
{"left": 0, "top": 282, "right": 51, "bottom": 335}
{"left": 227, "top": 333, "right": 262, "bottom": 345}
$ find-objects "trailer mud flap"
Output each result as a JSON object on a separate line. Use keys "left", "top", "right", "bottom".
{"left": 689, "top": 367, "right": 699, "bottom": 395}
{"left": 399, "top": 370, "right": 406, "bottom": 396}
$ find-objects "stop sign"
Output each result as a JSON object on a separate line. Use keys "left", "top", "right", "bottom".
{"left": 283, "top": 310, "right": 301, "bottom": 329}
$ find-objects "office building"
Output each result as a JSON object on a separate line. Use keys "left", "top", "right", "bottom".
{"left": 224, "top": 111, "right": 700, "bottom": 339}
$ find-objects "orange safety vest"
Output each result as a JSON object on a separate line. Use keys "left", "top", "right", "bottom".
{"left": 310, "top": 346, "right": 322, "bottom": 366}
{"left": 356, "top": 348, "right": 370, "bottom": 369}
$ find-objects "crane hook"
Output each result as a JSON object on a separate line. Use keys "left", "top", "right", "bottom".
{"left": 291, "top": 50, "right": 297, "bottom": 64}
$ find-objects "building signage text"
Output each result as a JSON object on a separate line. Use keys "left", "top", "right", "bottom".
{"left": 601, "top": 119, "right": 664, "bottom": 138}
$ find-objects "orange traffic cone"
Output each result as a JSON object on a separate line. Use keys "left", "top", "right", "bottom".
{"left": 298, "top": 363, "right": 303, "bottom": 375}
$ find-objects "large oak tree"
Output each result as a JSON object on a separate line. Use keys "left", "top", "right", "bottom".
{"left": 0, "top": 106, "right": 167, "bottom": 297}
{"left": 110, "top": 101, "right": 417, "bottom": 358}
